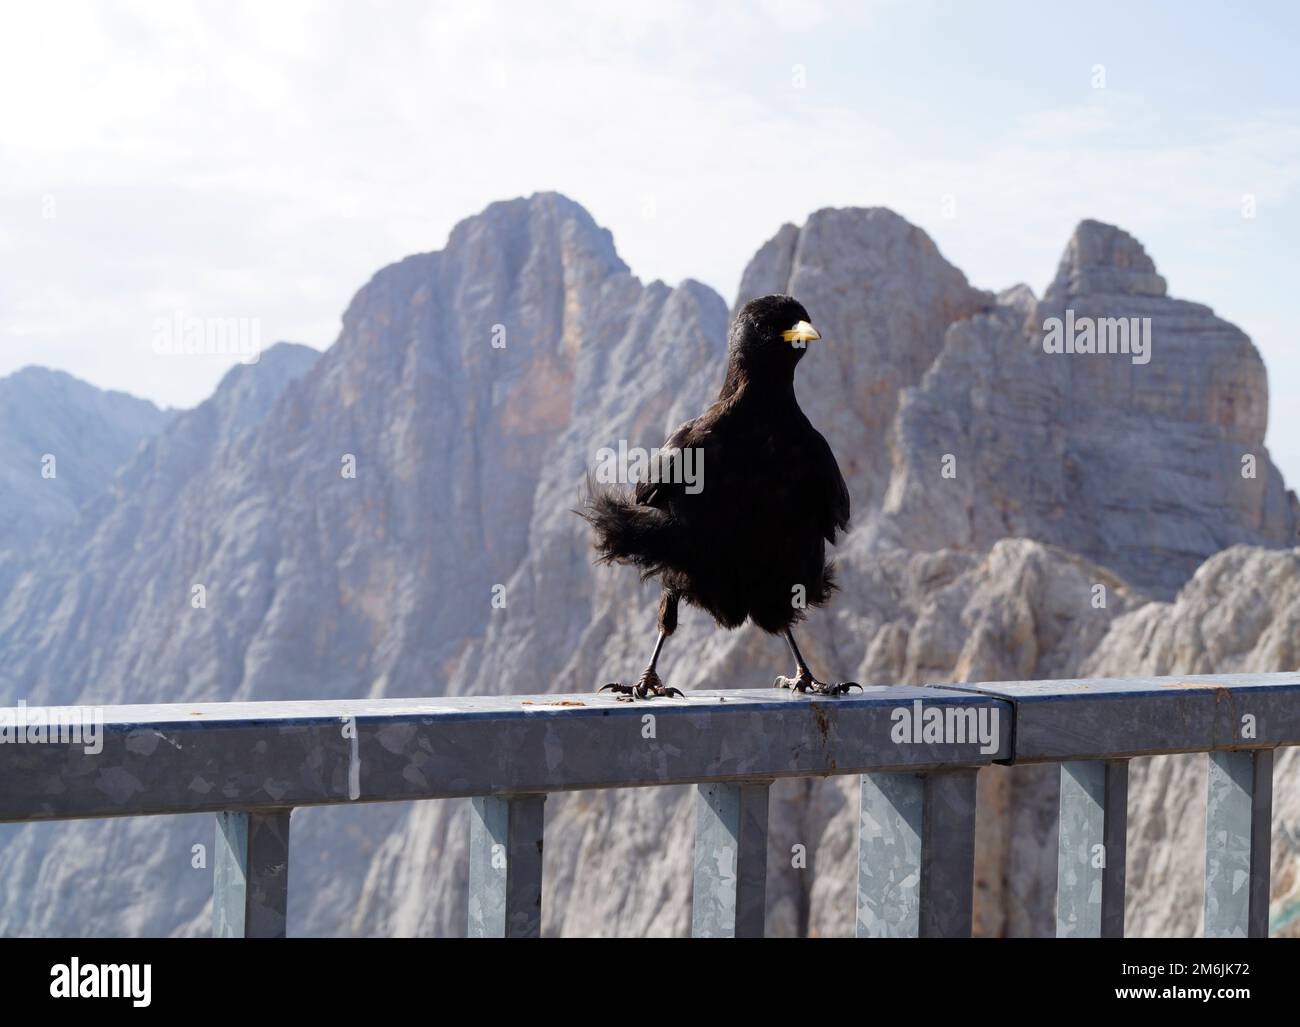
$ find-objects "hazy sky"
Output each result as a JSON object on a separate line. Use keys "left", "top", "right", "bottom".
{"left": 2, "top": 1, "right": 1298, "bottom": 480}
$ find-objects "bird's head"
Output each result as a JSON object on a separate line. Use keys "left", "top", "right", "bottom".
{"left": 726, "top": 294, "right": 821, "bottom": 381}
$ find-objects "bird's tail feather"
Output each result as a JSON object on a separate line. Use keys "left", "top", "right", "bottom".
{"left": 578, "top": 479, "right": 683, "bottom": 580}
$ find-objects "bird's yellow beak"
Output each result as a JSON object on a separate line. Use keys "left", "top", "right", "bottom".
{"left": 781, "top": 320, "right": 821, "bottom": 343}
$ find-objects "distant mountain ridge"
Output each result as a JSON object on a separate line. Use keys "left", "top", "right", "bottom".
{"left": 0, "top": 367, "right": 169, "bottom": 547}
{"left": 0, "top": 193, "right": 1295, "bottom": 938}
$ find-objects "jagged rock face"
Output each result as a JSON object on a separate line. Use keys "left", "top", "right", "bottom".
{"left": 0, "top": 368, "right": 167, "bottom": 549}
{"left": 1, "top": 196, "right": 1296, "bottom": 939}
{"left": 877, "top": 220, "right": 1297, "bottom": 599}
{"left": 0, "top": 343, "right": 321, "bottom": 704}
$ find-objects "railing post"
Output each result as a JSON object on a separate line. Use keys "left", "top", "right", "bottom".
{"left": 691, "top": 781, "right": 770, "bottom": 937}
{"left": 919, "top": 769, "right": 977, "bottom": 937}
{"left": 857, "top": 769, "right": 977, "bottom": 937}
{"left": 1204, "top": 749, "right": 1273, "bottom": 938}
{"left": 857, "top": 771, "right": 922, "bottom": 937}
{"left": 1056, "top": 760, "right": 1128, "bottom": 937}
{"left": 213, "top": 809, "right": 292, "bottom": 938}
{"left": 467, "top": 794, "right": 546, "bottom": 938}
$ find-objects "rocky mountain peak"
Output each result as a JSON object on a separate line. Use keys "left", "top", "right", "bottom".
{"left": 0, "top": 366, "right": 168, "bottom": 549}
{"left": 878, "top": 218, "right": 1293, "bottom": 598}
{"left": 446, "top": 191, "right": 626, "bottom": 272}
{"left": 205, "top": 342, "right": 319, "bottom": 431}
{"left": 1044, "top": 218, "right": 1167, "bottom": 302}
{"left": 996, "top": 283, "right": 1037, "bottom": 316}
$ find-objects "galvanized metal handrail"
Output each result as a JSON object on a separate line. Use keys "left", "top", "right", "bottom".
{"left": 1, "top": 673, "right": 1295, "bottom": 938}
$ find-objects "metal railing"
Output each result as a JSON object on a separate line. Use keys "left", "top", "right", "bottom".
{"left": 1, "top": 673, "right": 1295, "bottom": 938}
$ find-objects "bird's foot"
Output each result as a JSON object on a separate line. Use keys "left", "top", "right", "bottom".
{"left": 774, "top": 670, "right": 861, "bottom": 696}
{"left": 599, "top": 669, "right": 684, "bottom": 702}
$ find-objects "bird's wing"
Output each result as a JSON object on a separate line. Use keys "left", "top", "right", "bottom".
{"left": 633, "top": 417, "right": 702, "bottom": 510}
{"left": 809, "top": 426, "right": 851, "bottom": 542}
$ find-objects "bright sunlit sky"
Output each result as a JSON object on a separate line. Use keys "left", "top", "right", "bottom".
{"left": 2, "top": 1, "right": 1298, "bottom": 481}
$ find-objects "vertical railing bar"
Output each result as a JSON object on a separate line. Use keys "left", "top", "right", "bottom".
{"left": 1204, "top": 749, "right": 1273, "bottom": 938}
{"left": 213, "top": 808, "right": 292, "bottom": 938}
{"left": 857, "top": 772, "right": 923, "bottom": 937}
{"left": 1246, "top": 750, "right": 1274, "bottom": 938}
{"left": 858, "top": 769, "right": 978, "bottom": 938}
{"left": 1057, "top": 761, "right": 1102, "bottom": 937}
{"left": 1100, "top": 760, "right": 1129, "bottom": 938}
{"left": 919, "top": 769, "right": 978, "bottom": 938}
{"left": 1057, "top": 759, "right": 1128, "bottom": 937}
{"left": 467, "top": 794, "right": 546, "bottom": 938}
{"left": 691, "top": 781, "right": 770, "bottom": 938}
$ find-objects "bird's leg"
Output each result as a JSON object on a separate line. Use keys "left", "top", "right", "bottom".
{"left": 598, "top": 631, "right": 684, "bottom": 701}
{"left": 774, "top": 628, "right": 861, "bottom": 695}
{"left": 599, "top": 591, "right": 685, "bottom": 700}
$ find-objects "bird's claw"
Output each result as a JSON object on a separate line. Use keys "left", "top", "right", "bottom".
{"left": 599, "top": 670, "right": 683, "bottom": 701}
{"left": 774, "top": 672, "right": 861, "bottom": 696}
{"left": 820, "top": 681, "right": 862, "bottom": 695}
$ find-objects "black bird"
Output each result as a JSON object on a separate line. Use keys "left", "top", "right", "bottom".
{"left": 582, "top": 294, "right": 859, "bottom": 699}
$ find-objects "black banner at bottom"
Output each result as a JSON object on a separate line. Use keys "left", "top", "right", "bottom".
{"left": 0, "top": 937, "right": 1289, "bottom": 1015}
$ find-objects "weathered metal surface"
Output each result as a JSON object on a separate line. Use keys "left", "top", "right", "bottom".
{"left": 1056, "top": 760, "right": 1128, "bottom": 937}
{"left": 919, "top": 770, "right": 978, "bottom": 937}
{"left": 856, "top": 772, "right": 923, "bottom": 937}
{"left": 468, "top": 794, "right": 546, "bottom": 938}
{"left": 1204, "top": 749, "right": 1273, "bottom": 938}
{"left": 0, "top": 687, "right": 1009, "bottom": 823}
{"left": 856, "top": 769, "right": 979, "bottom": 938}
{"left": 213, "top": 809, "right": 291, "bottom": 938}
{"left": 931, "top": 672, "right": 1300, "bottom": 761}
{"left": 691, "top": 781, "right": 769, "bottom": 937}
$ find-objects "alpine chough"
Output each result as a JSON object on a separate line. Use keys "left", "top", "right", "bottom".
{"left": 582, "top": 294, "right": 859, "bottom": 699}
